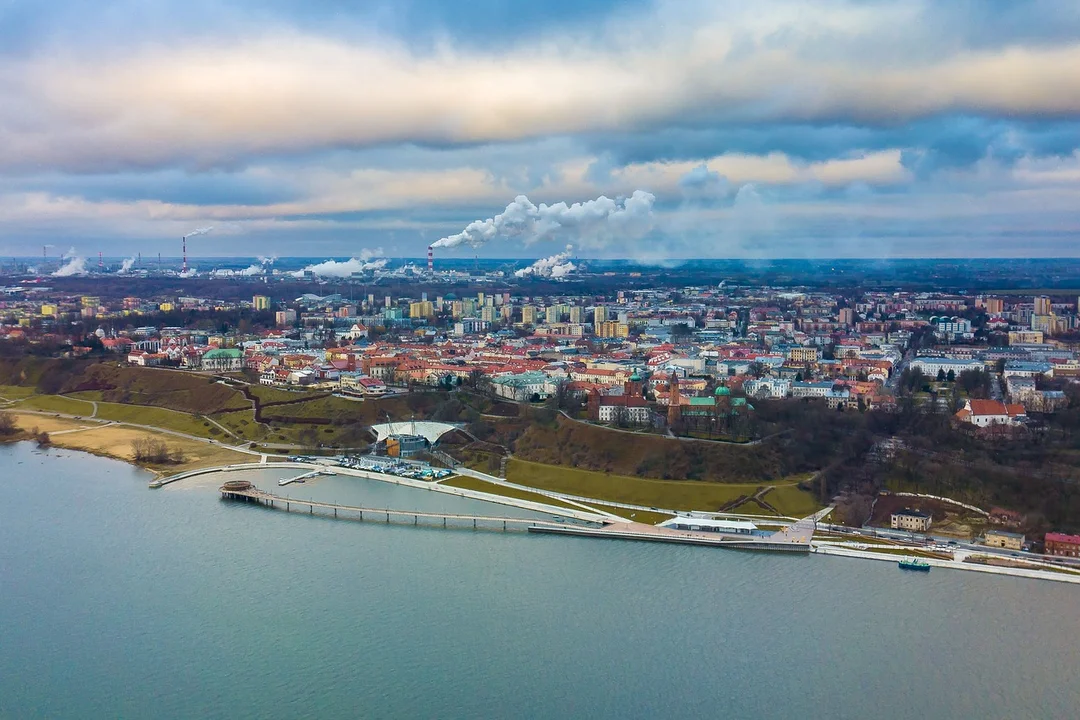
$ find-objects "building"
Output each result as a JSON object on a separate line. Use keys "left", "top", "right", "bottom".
{"left": 838, "top": 307, "right": 854, "bottom": 326}
{"left": 1044, "top": 532, "right": 1080, "bottom": 558}
{"left": 954, "top": 399, "right": 1027, "bottom": 427}
{"left": 596, "top": 321, "right": 629, "bottom": 338}
{"left": 200, "top": 347, "right": 244, "bottom": 372}
{"left": 786, "top": 346, "right": 819, "bottom": 363}
{"left": 252, "top": 295, "right": 271, "bottom": 311}
{"left": 521, "top": 305, "right": 537, "bottom": 325}
{"left": 275, "top": 309, "right": 297, "bottom": 326}
{"left": 1008, "top": 330, "right": 1043, "bottom": 345}
{"left": 593, "top": 306, "right": 607, "bottom": 326}
{"left": 409, "top": 301, "right": 434, "bottom": 319}
{"left": 891, "top": 508, "right": 932, "bottom": 532}
{"left": 491, "top": 371, "right": 555, "bottom": 401}
{"left": 983, "top": 529, "right": 1025, "bottom": 551}
{"left": 596, "top": 396, "right": 652, "bottom": 425}
{"left": 1034, "top": 295, "right": 1052, "bottom": 316}
{"left": 909, "top": 357, "right": 983, "bottom": 377}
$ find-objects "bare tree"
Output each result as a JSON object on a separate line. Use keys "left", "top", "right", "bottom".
{"left": 0, "top": 411, "right": 17, "bottom": 436}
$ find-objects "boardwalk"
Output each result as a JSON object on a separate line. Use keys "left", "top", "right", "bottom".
{"left": 220, "top": 485, "right": 573, "bottom": 532}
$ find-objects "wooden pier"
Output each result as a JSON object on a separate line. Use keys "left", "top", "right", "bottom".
{"left": 220, "top": 482, "right": 567, "bottom": 532}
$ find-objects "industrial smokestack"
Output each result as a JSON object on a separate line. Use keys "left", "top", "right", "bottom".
{"left": 98, "top": 251, "right": 103, "bottom": 270}
{"left": 182, "top": 236, "right": 187, "bottom": 274}
{"left": 428, "top": 245, "right": 434, "bottom": 273}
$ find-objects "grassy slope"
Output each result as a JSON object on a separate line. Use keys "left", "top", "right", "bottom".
{"left": 70, "top": 364, "right": 249, "bottom": 414}
{"left": 511, "top": 415, "right": 785, "bottom": 482}
{"left": 91, "top": 401, "right": 218, "bottom": 438}
{"left": 506, "top": 458, "right": 818, "bottom": 513}
{"left": 575, "top": 502, "right": 674, "bottom": 525}
{"left": 17, "top": 394, "right": 96, "bottom": 415}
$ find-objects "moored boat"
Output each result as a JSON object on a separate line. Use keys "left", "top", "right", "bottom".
{"left": 898, "top": 557, "right": 931, "bottom": 571}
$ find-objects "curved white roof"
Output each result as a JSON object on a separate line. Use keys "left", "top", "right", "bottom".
{"left": 369, "top": 421, "right": 463, "bottom": 444}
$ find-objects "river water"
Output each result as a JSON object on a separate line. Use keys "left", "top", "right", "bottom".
{"left": 1, "top": 442, "right": 1078, "bottom": 719}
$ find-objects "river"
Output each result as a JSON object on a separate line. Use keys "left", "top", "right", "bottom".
{"left": 1, "top": 442, "right": 1078, "bottom": 719}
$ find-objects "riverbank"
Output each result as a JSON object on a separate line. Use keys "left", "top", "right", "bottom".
{"left": 2, "top": 411, "right": 253, "bottom": 476}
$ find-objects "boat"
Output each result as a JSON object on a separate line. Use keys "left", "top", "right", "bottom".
{"left": 898, "top": 557, "right": 931, "bottom": 571}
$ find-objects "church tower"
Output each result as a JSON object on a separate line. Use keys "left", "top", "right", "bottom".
{"left": 667, "top": 373, "right": 681, "bottom": 427}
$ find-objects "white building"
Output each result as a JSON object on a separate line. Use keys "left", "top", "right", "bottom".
{"left": 909, "top": 357, "right": 983, "bottom": 377}
{"left": 743, "top": 378, "right": 792, "bottom": 399}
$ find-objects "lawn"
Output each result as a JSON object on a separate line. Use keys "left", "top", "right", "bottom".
{"left": 506, "top": 458, "right": 816, "bottom": 513}
{"left": 90, "top": 401, "right": 218, "bottom": 439}
{"left": 0, "top": 385, "right": 36, "bottom": 401}
{"left": 16, "top": 394, "right": 96, "bottom": 416}
{"left": 575, "top": 502, "right": 674, "bottom": 525}
{"left": 440, "top": 476, "right": 584, "bottom": 513}
{"left": 764, "top": 484, "right": 824, "bottom": 518}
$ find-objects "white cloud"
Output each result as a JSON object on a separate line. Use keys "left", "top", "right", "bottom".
{"left": 3, "top": 3, "right": 1080, "bottom": 172}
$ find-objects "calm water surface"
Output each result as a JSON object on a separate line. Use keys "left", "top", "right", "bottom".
{"left": 1, "top": 442, "right": 1078, "bottom": 719}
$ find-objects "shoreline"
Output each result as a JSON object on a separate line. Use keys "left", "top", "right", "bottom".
{"left": 6, "top": 425, "right": 1080, "bottom": 586}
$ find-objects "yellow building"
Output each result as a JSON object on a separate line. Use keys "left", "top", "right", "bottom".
{"left": 984, "top": 529, "right": 1025, "bottom": 551}
{"left": 787, "top": 346, "right": 819, "bottom": 363}
{"left": 1009, "top": 330, "right": 1043, "bottom": 345}
{"left": 252, "top": 295, "right": 271, "bottom": 311}
{"left": 159, "top": 302, "right": 174, "bottom": 312}
{"left": 80, "top": 296, "right": 100, "bottom": 308}
{"left": 596, "top": 321, "right": 629, "bottom": 338}
{"left": 40, "top": 304, "right": 58, "bottom": 316}
{"left": 409, "top": 301, "right": 434, "bottom": 319}
{"left": 521, "top": 305, "right": 537, "bottom": 325}
{"left": 593, "top": 306, "right": 607, "bottom": 326}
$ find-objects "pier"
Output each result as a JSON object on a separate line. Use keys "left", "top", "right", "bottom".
{"left": 278, "top": 469, "right": 332, "bottom": 486}
{"left": 219, "top": 481, "right": 570, "bottom": 532}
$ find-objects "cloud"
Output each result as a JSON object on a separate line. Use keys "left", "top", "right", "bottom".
{"left": 678, "top": 163, "right": 728, "bottom": 202}
{"left": 434, "top": 191, "right": 655, "bottom": 249}
{"left": 4, "top": 4, "right": 1080, "bottom": 173}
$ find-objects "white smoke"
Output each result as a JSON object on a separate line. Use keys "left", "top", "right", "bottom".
{"left": 184, "top": 226, "right": 214, "bottom": 238}
{"left": 294, "top": 250, "right": 388, "bottom": 277}
{"left": 53, "top": 255, "right": 88, "bottom": 276}
{"left": 117, "top": 257, "right": 136, "bottom": 274}
{"left": 433, "top": 191, "right": 656, "bottom": 249}
{"left": 515, "top": 245, "right": 577, "bottom": 278}
{"left": 235, "top": 256, "right": 277, "bottom": 276}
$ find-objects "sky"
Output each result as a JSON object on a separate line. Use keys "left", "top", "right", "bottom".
{"left": 2, "top": 0, "right": 1080, "bottom": 260}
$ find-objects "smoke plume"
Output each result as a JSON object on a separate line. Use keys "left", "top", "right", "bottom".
{"left": 294, "top": 250, "right": 388, "bottom": 277}
{"left": 117, "top": 257, "right": 136, "bottom": 274}
{"left": 184, "top": 226, "right": 214, "bottom": 238}
{"left": 514, "top": 245, "right": 576, "bottom": 278}
{"left": 53, "top": 256, "right": 88, "bottom": 276}
{"left": 433, "top": 191, "right": 656, "bottom": 249}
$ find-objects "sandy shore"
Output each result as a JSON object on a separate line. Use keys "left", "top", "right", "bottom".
{"left": 4, "top": 412, "right": 251, "bottom": 476}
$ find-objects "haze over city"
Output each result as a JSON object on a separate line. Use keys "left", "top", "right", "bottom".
{"left": 2, "top": 0, "right": 1080, "bottom": 259}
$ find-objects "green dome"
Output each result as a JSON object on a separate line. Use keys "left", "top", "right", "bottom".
{"left": 715, "top": 385, "right": 731, "bottom": 396}
{"left": 629, "top": 370, "right": 641, "bottom": 382}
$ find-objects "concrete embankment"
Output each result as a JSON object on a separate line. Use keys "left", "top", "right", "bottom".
{"left": 814, "top": 543, "right": 1080, "bottom": 585}
{"left": 155, "top": 461, "right": 609, "bottom": 524}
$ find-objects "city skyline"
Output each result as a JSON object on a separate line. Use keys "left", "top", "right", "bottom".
{"left": 2, "top": 0, "right": 1080, "bottom": 258}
